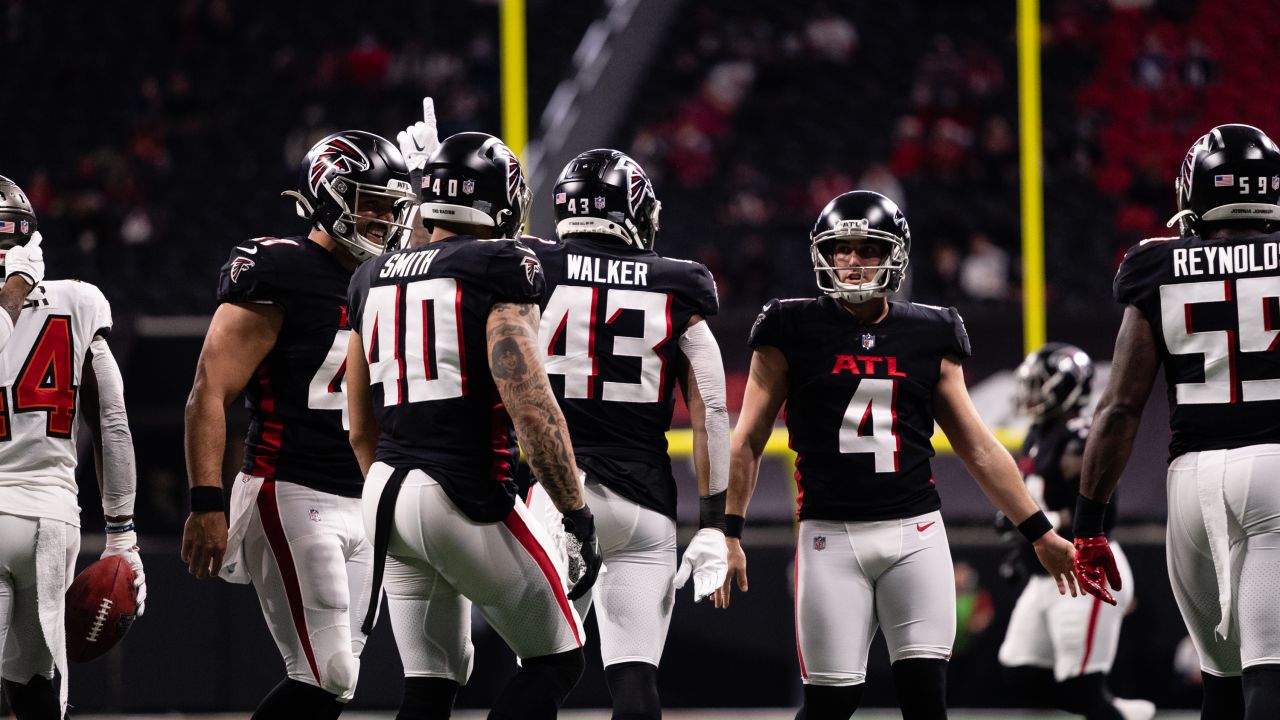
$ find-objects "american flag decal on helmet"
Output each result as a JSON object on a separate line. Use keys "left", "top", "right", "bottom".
{"left": 308, "top": 136, "right": 371, "bottom": 195}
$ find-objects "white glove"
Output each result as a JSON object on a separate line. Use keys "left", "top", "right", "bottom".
{"left": 5, "top": 231, "right": 44, "bottom": 287}
{"left": 103, "top": 526, "right": 146, "bottom": 618}
{"left": 674, "top": 528, "right": 728, "bottom": 602}
{"left": 397, "top": 97, "right": 440, "bottom": 172}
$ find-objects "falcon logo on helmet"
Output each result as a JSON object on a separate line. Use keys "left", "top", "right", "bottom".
{"left": 308, "top": 137, "right": 372, "bottom": 196}
{"left": 500, "top": 143, "right": 523, "bottom": 205}
{"left": 623, "top": 158, "right": 654, "bottom": 216}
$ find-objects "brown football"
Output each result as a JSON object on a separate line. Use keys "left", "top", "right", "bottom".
{"left": 65, "top": 556, "right": 137, "bottom": 662}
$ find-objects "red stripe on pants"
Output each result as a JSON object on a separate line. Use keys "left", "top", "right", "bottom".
{"left": 503, "top": 509, "right": 582, "bottom": 647}
{"left": 257, "top": 481, "right": 322, "bottom": 684}
{"left": 1079, "top": 596, "right": 1104, "bottom": 675}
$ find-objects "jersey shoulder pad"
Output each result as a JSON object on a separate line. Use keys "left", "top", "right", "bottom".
{"left": 479, "top": 238, "right": 545, "bottom": 304}
{"left": 44, "top": 280, "right": 113, "bottom": 338}
{"left": 900, "top": 302, "right": 972, "bottom": 358}
{"left": 748, "top": 297, "right": 812, "bottom": 349}
{"left": 1113, "top": 237, "right": 1176, "bottom": 305}
{"left": 216, "top": 237, "right": 302, "bottom": 305}
{"left": 518, "top": 234, "right": 563, "bottom": 255}
{"left": 664, "top": 257, "right": 719, "bottom": 317}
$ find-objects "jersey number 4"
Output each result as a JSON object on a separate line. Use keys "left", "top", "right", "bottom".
{"left": 539, "top": 286, "right": 672, "bottom": 403}
{"left": 1162, "top": 277, "right": 1280, "bottom": 404}
{"left": 0, "top": 316, "right": 79, "bottom": 441}
{"left": 839, "top": 378, "right": 900, "bottom": 472}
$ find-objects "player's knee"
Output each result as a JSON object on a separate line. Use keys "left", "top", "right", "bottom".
{"left": 891, "top": 658, "right": 947, "bottom": 720}
{"left": 606, "top": 661, "right": 660, "bottom": 720}
{"left": 321, "top": 651, "right": 360, "bottom": 699}
{"left": 1201, "top": 672, "right": 1244, "bottom": 720}
{"left": 797, "top": 682, "right": 864, "bottom": 720}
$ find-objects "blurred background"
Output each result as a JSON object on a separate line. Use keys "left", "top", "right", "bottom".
{"left": 3, "top": 0, "right": 1276, "bottom": 714}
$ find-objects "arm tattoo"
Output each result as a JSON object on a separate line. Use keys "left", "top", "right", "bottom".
{"left": 487, "top": 303, "right": 583, "bottom": 511}
{"left": 0, "top": 281, "right": 29, "bottom": 325}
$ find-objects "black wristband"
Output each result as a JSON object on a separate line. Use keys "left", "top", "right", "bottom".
{"left": 190, "top": 486, "right": 224, "bottom": 513}
{"left": 1074, "top": 494, "right": 1109, "bottom": 538}
{"left": 562, "top": 505, "right": 595, "bottom": 540}
{"left": 699, "top": 491, "right": 727, "bottom": 531}
{"left": 724, "top": 513, "right": 745, "bottom": 539}
{"left": 1017, "top": 510, "right": 1053, "bottom": 543}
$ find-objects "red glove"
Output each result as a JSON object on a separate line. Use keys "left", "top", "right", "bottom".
{"left": 1073, "top": 536, "right": 1121, "bottom": 606}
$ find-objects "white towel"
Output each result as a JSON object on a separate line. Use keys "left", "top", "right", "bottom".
{"left": 219, "top": 474, "right": 265, "bottom": 584}
{"left": 35, "top": 519, "right": 68, "bottom": 716}
{"left": 1195, "top": 450, "right": 1234, "bottom": 641}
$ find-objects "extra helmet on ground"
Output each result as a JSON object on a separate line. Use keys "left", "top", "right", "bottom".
{"left": 1169, "top": 123, "right": 1280, "bottom": 236}
{"left": 419, "top": 132, "right": 531, "bottom": 239}
{"left": 810, "top": 190, "right": 911, "bottom": 303}
{"left": 1014, "top": 342, "right": 1094, "bottom": 422}
{"left": 282, "top": 130, "right": 416, "bottom": 262}
{"left": 0, "top": 175, "right": 37, "bottom": 249}
{"left": 553, "top": 149, "right": 661, "bottom": 250}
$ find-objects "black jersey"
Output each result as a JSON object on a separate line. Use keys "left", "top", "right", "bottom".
{"left": 1114, "top": 231, "right": 1280, "bottom": 458}
{"left": 525, "top": 235, "right": 719, "bottom": 517}
{"left": 216, "top": 236, "right": 361, "bottom": 496}
{"left": 347, "top": 235, "right": 545, "bottom": 522}
{"left": 749, "top": 296, "right": 970, "bottom": 521}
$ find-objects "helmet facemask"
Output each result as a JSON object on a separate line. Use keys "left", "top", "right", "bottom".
{"left": 324, "top": 176, "right": 417, "bottom": 259}
{"left": 810, "top": 221, "right": 909, "bottom": 304}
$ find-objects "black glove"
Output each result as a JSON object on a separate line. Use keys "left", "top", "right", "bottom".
{"left": 562, "top": 505, "right": 602, "bottom": 601}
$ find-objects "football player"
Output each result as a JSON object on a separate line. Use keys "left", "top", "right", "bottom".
{"left": 180, "top": 131, "right": 416, "bottom": 719}
{"left": 998, "top": 343, "right": 1155, "bottom": 720}
{"left": 346, "top": 131, "right": 601, "bottom": 720}
{"left": 1075, "top": 124, "right": 1280, "bottom": 720}
{"left": 524, "top": 149, "right": 728, "bottom": 720}
{"left": 716, "top": 190, "right": 1078, "bottom": 720}
{"left": 0, "top": 175, "right": 144, "bottom": 720}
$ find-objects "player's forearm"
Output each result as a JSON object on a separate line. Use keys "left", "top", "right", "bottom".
{"left": 963, "top": 433, "right": 1040, "bottom": 524}
{"left": 0, "top": 276, "right": 31, "bottom": 326}
{"left": 91, "top": 338, "right": 138, "bottom": 518}
{"left": 184, "top": 387, "right": 229, "bottom": 489}
{"left": 1079, "top": 400, "right": 1142, "bottom": 502}
{"left": 488, "top": 303, "right": 584, "bottom": 513}
{"left": 349, "top": 420, "right": 378, "bottom": 477}
{"left": 689, "top": 406, "right": 711, "bottom": 497}
{"left": 726, "top": 435, "right": 763, "bottom": 517}
{"left": 680, "top": 320, "right": 729, "bottom": 498}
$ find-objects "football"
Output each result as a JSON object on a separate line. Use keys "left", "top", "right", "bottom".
{"left": 65, "top": 556, "right": 138, "bottom": 663}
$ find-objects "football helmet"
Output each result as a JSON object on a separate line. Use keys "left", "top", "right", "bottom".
{"left": 419, "top": 132, "right": 531, "bottom": 239}
{"left": 1169, "top": 123, "right": 1280, "bottom": 236}
{"left": 1014, "top": 342, "right": 1094, "bottom": 422}
{"left": 553, "top": 149, "right": 661, "bottom": 250}
{"left": 810, "top": 191, "right": 910, "bottom": 303}
{"left": 283, "top": 130, "right": 416, "bottom": 262}
{"left": 0, "top": 175, "right": 37, "bottom": 249}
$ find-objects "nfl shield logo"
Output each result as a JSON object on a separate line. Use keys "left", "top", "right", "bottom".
{"left": 594, "top": 196, "right": 607, "bottom": 210}
{"left": 861, "top": 333, "right": 876, "bottom": 350}
{"left": 19, "top": 221, "right": 28, "bottom": 234}
{"left": 462, "top": 179, "right": 476, "bottom": 195}
{"left": 309, "top": 509, "right": 321, "bottom": 523}
{"left": 1272, "top": 176, "right": 1279, "bottom": 191}
{"left": 813, "top": 536, "right": 826, "bottom": 551}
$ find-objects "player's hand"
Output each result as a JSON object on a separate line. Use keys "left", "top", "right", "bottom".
{"left": 562, "top": 505, "right": 602, "bottom": 600}
{"left": 1073, "top": 535, "right": 1121, "bottom": 606}
{"left": 674, "top": 528, "right": 728, "bottom": 602}
{"left": 1032, "top": 530, "right": 1079, "bottom": 598}
{"left": 180, "top": 511, "right": 228, "bottom": 580}
{"left": 713, "top": 537, "right": 748, "bottom": 609}
{"left": 397, "top": 97, "right": 440, "bottom": 172}
{"left": 4, "top": 231, "right": 44, "bottom": 288}
{"left": 102, "top": 525, "right": 147, "bottom": 617}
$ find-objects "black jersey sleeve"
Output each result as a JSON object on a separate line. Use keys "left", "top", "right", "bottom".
{"left": 1113, "top": 239, "right": 1173, "bottom": 306}
{"left": 217, "top": 243, "right": 282, "bottom": 306}
{"left": 947, "top": 306, "right": 972, "bottom": 359}
{"left": 688, "top": 262, "right": 720, "bottom": 318}
{"left": 484, "top": 239, "right": 546, "bottom": 304}
{"left": 748, "top": 299, "right": 791, "bottom": 349}
{"left": 346, "top": 258, "right": 378, "bottom": 331}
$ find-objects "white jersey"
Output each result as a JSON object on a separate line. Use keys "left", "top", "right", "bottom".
{"left": 0, "top": 280, "right": 112, "bottom": 526}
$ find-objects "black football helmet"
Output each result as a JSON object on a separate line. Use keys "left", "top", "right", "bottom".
{"left": 1014, "top": 342, "right": 1094, "bottom": 423}
{"left": 1169, "top": 123, "right": 1280, "bottom": 236}
{"left": 810, "top": 191, "right": 910, "bottom": 303}
{"left": 0, "top": 175, "right": 37, "bottom": 250}
{"left": 553, "top": 149, "right": 661, "bottom": 250}
{"left": 419, "top": 132, "right": 531, "bottom": 239}
{"left": 282, "top": 130, "right": 416, "bottom": 262}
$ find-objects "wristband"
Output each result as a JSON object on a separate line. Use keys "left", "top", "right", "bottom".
{"left": 190, "top": 486, "right": 224, "bottom": 513}
{"left": 699, "top": 491, "right": 727, "bottom": 531}
{"left": 1074, "top": 494, "right": 1109, "bottom": 537}
{"left": 105, "top": 521, "right": 135, "bottom": 534}
{"left": 724, "top": 513, "right": 745, "bottom": 539}
{"left": 1017, "top": 510, "right": 1053, "bottom": 542}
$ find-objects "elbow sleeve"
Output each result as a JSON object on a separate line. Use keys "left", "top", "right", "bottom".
{"left": 91, "top": 337, "right": 137, "bottom": 518}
